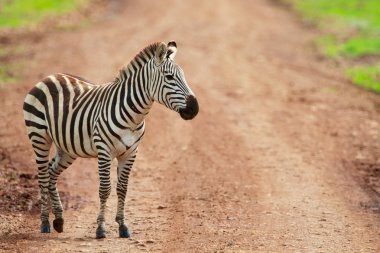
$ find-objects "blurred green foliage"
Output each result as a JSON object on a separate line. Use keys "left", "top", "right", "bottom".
{"left": 315, "top": 36, "right": 380, "bottom": 59}
{"left": 347, "top": 66, "right": 380, "bottom": 92}
{"left": 0, "top": 0, "right": 87, "bottom": 28}
{"left": 0, "top": 64, "right": 17, "bottom": 83}
{"left": 0, "top": 0, "right": 87, "bottom": 84}
{"left": 0, "top": 47, "right": 23, "bottom": 84}
{"left": 292, "top": 0, "right": 380, "bottom": 92}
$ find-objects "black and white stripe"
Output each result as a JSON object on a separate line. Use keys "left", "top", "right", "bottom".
{"left": 23, "top": 41, "right": 199, "bottom": 238}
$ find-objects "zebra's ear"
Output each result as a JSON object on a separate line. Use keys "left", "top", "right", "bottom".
{"left": 155, "top": 42, "right": 168, "bottom": 65}
{"left": 167, "top": 41, "right": 177, "bottom": 60}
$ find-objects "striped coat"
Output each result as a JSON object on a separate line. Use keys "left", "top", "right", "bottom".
{"left": 23, "top": 41, "right": 198, "bottom": 238}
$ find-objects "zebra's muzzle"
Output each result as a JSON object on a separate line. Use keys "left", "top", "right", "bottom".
{"left": 179, "top": 95, "right": 199, "bottom": 120}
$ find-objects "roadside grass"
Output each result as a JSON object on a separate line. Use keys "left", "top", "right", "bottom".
{"left": 290, "top": 0, "right": 380, "bottom": 92}
{"left": 0, "top": 47, "right": 19, "bottom": 84}
{"left": 0, "top": 0, "right": 88, "bottom": 84}
{"left": 0, "top": 0, "right": 88, "bottom": 29}
{"left": 0, "top": 64, "right": 17, "bottom": 83}
{"left": 347, "top": 66, "right": 380, "bottom": 92}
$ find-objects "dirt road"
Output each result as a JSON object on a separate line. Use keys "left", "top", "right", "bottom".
{"left": 1, "top": 0, "right": 380, "bottom": 252}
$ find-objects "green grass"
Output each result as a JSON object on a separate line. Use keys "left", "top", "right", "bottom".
{"left": 0, "top": 47, "right": 18, "bottom": 84}
{"left": 0, "top": 0, "right": 88, "bottom": 84}
{"left": 314, "top": 36, "right": 340, "bottom": 59}
{"left": 0, "top": 0, "right": 87, "bottom": 29}
{"left": 0, "top": 65, "right": 16, "bottom": 83}
{"left": 291, "top": 0, "right": 380, "bottom": 92}
{"left": 348, "top": 66, "right": 380, "bottom": 92}
{"left": 315, "top": 35, "right": 380, "bottom": 59}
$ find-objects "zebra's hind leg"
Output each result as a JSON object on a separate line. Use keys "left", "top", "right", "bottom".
{"left": 48, "top": 150, "right": 76, "bottom": 233}
{"left": 29, "top": 132, "right": 52, "bottom": 233}
{"left": 115, "top": 150, "right": 137, "bottom": 238}
{"left": 96, "top": 152, "right": 112, "bottom": 239}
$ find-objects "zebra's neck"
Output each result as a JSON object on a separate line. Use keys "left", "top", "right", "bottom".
{"left": 104, "top": 43, "right": 160, "bottom": 130}
{"left": 106, "top": 62, "right": 154, "bottom": 130}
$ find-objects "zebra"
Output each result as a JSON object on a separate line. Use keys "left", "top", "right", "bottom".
{"left": 23, "top": 41, "right": 199, "bottom": 239}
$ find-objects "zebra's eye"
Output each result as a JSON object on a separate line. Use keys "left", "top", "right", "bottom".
{"left": 165, "top": 74, "right": 175, "bottom": 81}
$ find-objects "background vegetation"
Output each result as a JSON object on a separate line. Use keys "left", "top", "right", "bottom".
{"left": 0, "top": 0, "right": 88, "bottom": 84}
{"left": 0, "top": 0, "right": 87, "bottom": 28}
{"left": 290, "top": 0, "right": 380, "bottom": 92}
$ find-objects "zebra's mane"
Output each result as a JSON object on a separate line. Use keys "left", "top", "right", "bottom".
{"left": 132, "top": 42, "right": 160, "bottom": 64}
{"left": 120, "top": 42, "right": 161, "bottom": 77}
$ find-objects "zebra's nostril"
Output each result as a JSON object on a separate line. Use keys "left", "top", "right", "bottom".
{"left": 188, "top": 95, "right": 198, "bottom": 111}
{"left": 179, "top": 95, "right": 198, "bottom": 120}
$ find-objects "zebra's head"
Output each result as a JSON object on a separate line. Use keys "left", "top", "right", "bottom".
{"left": 151, "top": 41, "right": 199, "bottom": 120}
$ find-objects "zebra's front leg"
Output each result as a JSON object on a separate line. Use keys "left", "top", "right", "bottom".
{"left": 48, "top": 151, "right": 75, "bottom": 233}
{"left": 96, "top": 154, "right": 112, "bottom": 239}
{"left": 115, "top": 150, "right": 137, "bottom": 238}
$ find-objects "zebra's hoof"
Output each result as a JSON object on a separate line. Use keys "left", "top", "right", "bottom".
{"left": 40, "top": 220, "right": 51, "bottom": 233}
{"left": 53, "top": 217, "right": 64, "bottom": 233}
{"left": 119, "top": 224, "right": 131, "bottom": 238}
{"left": 96, "top": 225, "right": 106, "bottom": 239}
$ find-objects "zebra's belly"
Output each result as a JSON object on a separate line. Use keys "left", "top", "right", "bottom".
{"left": 50, "top": 129, "right": 98, "bottom": 158}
